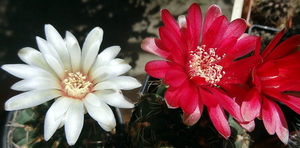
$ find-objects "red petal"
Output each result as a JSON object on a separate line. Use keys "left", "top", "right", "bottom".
{"left": 280, "top": 95, "right": 300, "bottom": 114}
{"left": 215, "top": 19, "right": 248, "bottom": 55}
{"left": 222, "top": 18, "right": 247, "bottom": 40}
{"left": 165, "top": 83, "right": 199, "bottom": 114}
{"left": 260, "top": 76, "right": 289, "bottom": 90}
{"left": 210, "top": 88, "right": 243, "bottom": 122}
{"left": 215, "top": 36, "right": 238, "bottom": 56}
{"left": 262, "top": 98, "right": 276, "bottom": 135}
{"left": 183, "top": 105, "right": 202, "bottom": 126}
{"left": 231, "top": 35, "right": 261, "bottom": 58}
{"left": 179, "top": 85, "right": 199, "bottom": 114}
{"left": 273, "top": 102, "right": 289, "bottom": 144}
{"left": 275, "top": 51, "right": 300, "bottom": 68}
{"left": 203, "top": 4, "right": 222, "bottom": 36}
{"left": 208, "top": 105, "right": 231, "bottom": 139}
{"left": 200, "top": 87, "right": 218, "bottom": 107}
{"left": 265, "top": 34, "right": 300, "bottom": 61}
{"left": 278, "top": 80, "right": 300, "bottom": 92}
{"left": 185, "top": 3, "right": 202, "bottom": 52}
{"left": 255, "top": 61, "right": 278, "bottom": 78}
{"left": 145, "top": 60, "right": 181, "bottom": 78}
{"left": 159, "top": 27, "right": 185, "bottom": 65}
{"left": 219, "top": 83, "right": 250, "bottom": 106}
{"left": 262, "top": 87, "right": 284, "bottom": 101}
{"left": 252, "top": 68, "right": 262, "bottom": 92}
{"left": 161, "top": 9, "right": 189, "bottom": 59}
{"left": 202, "top": 15, "right": 228, "bottom": 48}
{"left": 190, "top": 76, "right": 208, "bottom": 85}
{"left": 263, "top": 90, "right": 300, "bottom": 115}
{"left": 221, "top": 55, "right": 262, "bottom": 84}
{"left": 239, "top": 120, "right": 255, "bottom": 132}
{"left": 161, "top": 9, "right": 181, "bottom": 38}
{"left": 165, "top": 70, "right": 188, "bottom": 87}
{"left": 141, "top": 38, "right": 169, "bottom": 59}
{"left": 165, "top": 86, "right": 181, "bottom": 108}
{"left": 241, "top": 88, "right": 262, "bottom": 121}
{"left": 261, "top": 28, "right": 285, "bottom": 59}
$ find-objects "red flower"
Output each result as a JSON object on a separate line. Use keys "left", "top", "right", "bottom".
{"left": 239, "top": 29, "right": 300, "bottom": 144}
{"left": 141, "top": 3, "right": 261, "bottom": 138}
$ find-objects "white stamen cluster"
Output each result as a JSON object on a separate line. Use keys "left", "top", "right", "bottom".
{"left": 189, "top": 45, "right": 225, "bottom": 85}
{"left": 62, "top": 72, "right": 92, "bottom": 99}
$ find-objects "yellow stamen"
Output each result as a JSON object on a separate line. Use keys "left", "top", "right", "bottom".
{"left": 62, "top": 72, "right": 92, "bottom": 99}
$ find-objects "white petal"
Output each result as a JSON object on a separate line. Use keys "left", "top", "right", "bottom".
{"left": 106, "top": 76, "right": 141, "bottom": 90}
{"left": 82, "top": 27, "right": 103, "bottom": 59}
{"left": 51, "top": 96, "right": 73, "bottom": 120}
{"left": 89, "top": 66, "right": 108, "bottom": 80}
{"left": 58, "top": 117, "right": 65, "bottom": 129}
{"left": 98, "top": 46, "right": 121, "bottom": 65}
{"left": 11, "top": 77, "right": 60, "bottom": 91}
{"left": 64, "top": 99, "right": 84, "bottom": 146}
{"left": 65, "top": 31, "right": 78, "bottom": 46}
{"left": 107, "top": 59, "right": 132, "bottom": 75}
{"left": 1, "top": 64, "right": 56, "bottom": 80}
{"left": 90, "top": 46, "right": 121, "bottom": 72}
{"left": 93, "top": 63, "right": 131, "bottom": 82}
{"left": 107, "top": 58, "right": 128, "bottom": 66}
{"left": 5, "top": 89, "right": 61, "bottom": 111}
{"left": 66, "top": 31, "right": 81, "bottom": 72}
{"left": 81, "top": 40, "right": 100, "bottom": 74}
{"left": 44, "top": 100, "right": 64, "bottom": 141}
{"left": 44, "top": 54, "right": 66, "bottom": 79}
{"left": 45, "top": 24, "right": 71, "bottom": 71}
{"left": 94, "top": 90, "right": 134, "bottom": 108}
{"left": 93, "top": 81, "right": 118, "bottom": 91}
{"left": 18, "top": 47, "right": 55, "bottom": 74}
{"left": 36, "top": 37, "right": 62, "bottom": 64}
{"left": 81, "top": 27, "right": 103, "bottom": 73}
{"left": 84, "top": 93, "right": 101, "bottom": 107}
{"left": 98, "top": 122, "right": 115, "bottom": 132}
{"left": 83, "top": 99, "right": 116, "bottom": 129}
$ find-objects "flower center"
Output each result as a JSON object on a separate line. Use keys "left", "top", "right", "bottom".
{"left": 188, "top": 45, "right": 225, "bottom": 85}
{"left": 62, "top": 72, "right": 92, "bottom": 99}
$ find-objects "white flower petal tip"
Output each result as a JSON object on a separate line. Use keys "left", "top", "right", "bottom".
{"left": 108, "top": 76, "right": 142, "bottom": 90}
{"left": 45, "top": 24, "right": 54, "bottom": 30}
{"left": 94, "top": 89, "right": 135, "bottom": 108}
{"left": 90, "top": 27, "right": 104, "bottom": 39}
{"left": 118, "top": 97, "right": 134, "bottom": 108}
{"left": 99, "top": 123, "right": 116, "bottom": 132}
{"left": 44, "top": 104, "right": 64, "bottom": 141}
{"left": 5, "top": 90, "right": 61, "bottom": 111}
{"left": 65, "top": 100, "right": 84, "bottom": 146}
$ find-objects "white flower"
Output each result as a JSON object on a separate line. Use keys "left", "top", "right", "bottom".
{"left": 2, "top": 24, "right": 141, "bottom": 145}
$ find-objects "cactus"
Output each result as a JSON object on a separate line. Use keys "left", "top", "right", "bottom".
{"left": 126, "top": 75, "right": 251, "bottom": 148}
{"left": 5, "top": 100, "right": 123, "bottom": 148}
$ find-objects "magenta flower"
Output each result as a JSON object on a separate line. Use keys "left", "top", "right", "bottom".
{"left": 239, "top": 29, "right": 300, "bottom": 144}
{"left": 141, "top": 3, "right": 261, "bottom": 138}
